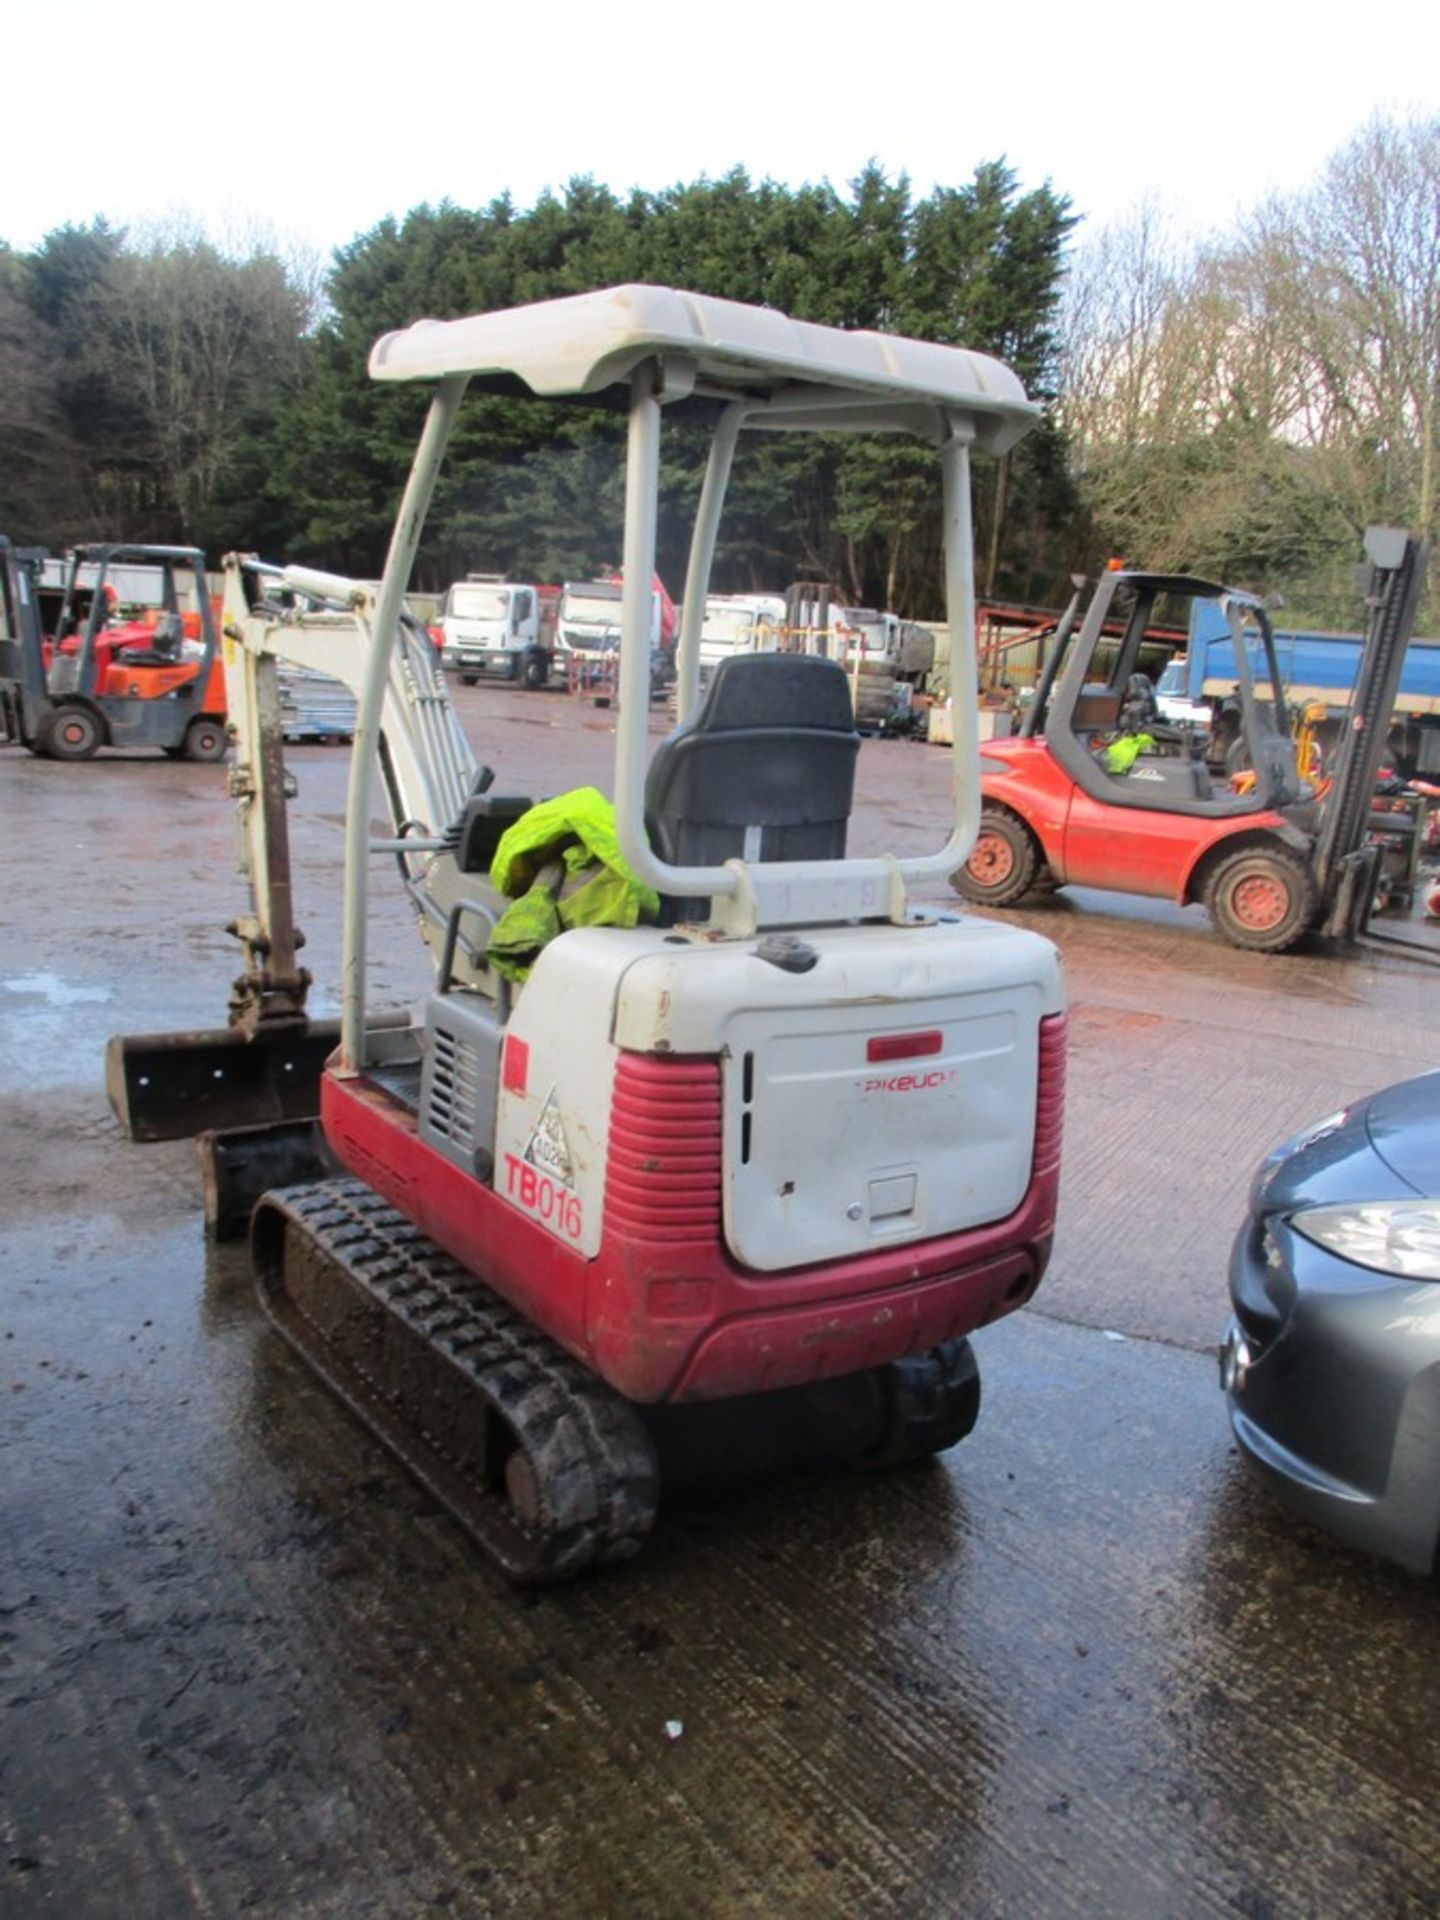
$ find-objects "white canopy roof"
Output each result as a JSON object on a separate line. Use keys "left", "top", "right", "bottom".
{"left": 369, "top": 284, "right": 1039, "bottom": 453}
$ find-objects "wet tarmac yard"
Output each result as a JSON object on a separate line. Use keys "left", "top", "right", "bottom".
{"left": 3, "top": 686, "right": 1439, "bottom": 1916}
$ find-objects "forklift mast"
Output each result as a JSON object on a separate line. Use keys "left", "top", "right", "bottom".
{"left": 0, "top": 539, "right": 49, "bottom": 748}
{"left": 1313, "top": 529, "right": 1431, "bottom": 927}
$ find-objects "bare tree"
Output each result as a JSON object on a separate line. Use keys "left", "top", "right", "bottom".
{"left": 1237, "top": 117, "right": 1440, "bottom": 541}
{"left": 95, "top": 217, "right": 309, "bottom": 538}
{"left": 1060, "top": 116, "right": 1440, "bottom": 621}
{"left": 1058, "top": 206, "right": 1244, "bottom": 572}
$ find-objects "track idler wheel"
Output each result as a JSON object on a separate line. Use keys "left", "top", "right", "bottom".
{"left": 847, "top": 1337, "right": 982, "bottom": 1471}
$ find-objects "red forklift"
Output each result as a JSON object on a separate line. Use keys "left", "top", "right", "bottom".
{"left": 953, "top": 536, "right": 1429, "bottom": 951}
{"left": 38, "top": 543, "right": 227, "bottom": 761}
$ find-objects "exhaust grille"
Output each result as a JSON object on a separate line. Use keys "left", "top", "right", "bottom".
{"left": 604, "top": 1054, "right": 722, "bottom": 1242}
{"left": 426, "top": 1021, "right": 478, "bottom": 1155}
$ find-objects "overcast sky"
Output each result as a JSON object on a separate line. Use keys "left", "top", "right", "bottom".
{"left": 6, "top": 0, "right": 1435, "bottom": 262}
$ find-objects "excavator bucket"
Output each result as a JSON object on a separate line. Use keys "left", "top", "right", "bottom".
{"left": 199, "top": 1117, "right": 338, "bottom": 1241}
{"left": 106, "top": 1011, "right": 417, "bottom": 1142}
{"left": 108, "top": 1013, "right": 410, "bottom": 1239}
{"left": 105, "top": 1017, "right": 344, "bottom": 1144}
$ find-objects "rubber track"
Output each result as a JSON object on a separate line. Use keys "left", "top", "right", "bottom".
{"left": 251, "top": 1176, "right": 659, "bottom": 1585}
{"left": 850, "top": 1337, "right": 982, "bottom": 1473}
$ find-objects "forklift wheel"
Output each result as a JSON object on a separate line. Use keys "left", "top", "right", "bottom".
{"left": 40, "top": 703, "right": 103, "bottom": 761}
{"left": 950, "top": 808, "right": 1040, "bottom": 908}
{"left": 1205, "top": 845, "right": 1316, "bottom": 953}
{"left": 183, "top": 718, "right": 229, "bottom": 764}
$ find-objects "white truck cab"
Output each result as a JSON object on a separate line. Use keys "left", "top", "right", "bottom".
{"left": 834, "top": 605, "right": 902, "bottom": 665}
{"left": 698, "top": 592, "right": 785, "bottom": 675}
{"left": 556, "top": 578, "right": 662, "bottom": 655}
{"left": 1155, "top": 656, "right": 1211, "bottom": 729}
{"left": 556, "top": 578, "right": 672, "bottom": 695}
{"left": 440, "top": 576, "right": 549, "bottom": 686}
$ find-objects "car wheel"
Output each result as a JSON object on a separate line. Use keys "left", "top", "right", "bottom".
{"left": 40, "top": 703, "right": 103, "bottom": 761}
{"left": 950, "top": 807, "right": 1041, "bottom": 907}
{"left": 182, "top": 718, "right": 229, "bottom": 763}
{"left": 523, "top": 652, "right": 549, "bottom": 690}
{"left": 459, "top": 673, "right": 478, "bottom": 687}
{"left": 1205, "top": 845, "right": 1316, "bottom": 952}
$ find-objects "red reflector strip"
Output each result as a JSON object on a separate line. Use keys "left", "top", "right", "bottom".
{"left": 1034, "top": 1013, "right": 1067, "bottom": 1175}
{"left": 502, "top": 1035, "right": 529, "bottom": 1095}
{"left": 866, "top": 1030, "right": 944, "bottom": 1063}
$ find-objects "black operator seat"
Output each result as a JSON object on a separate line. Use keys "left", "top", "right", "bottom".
{"left": 644, "top": 651, "right": 860, "bottom": 869}
{"left": 118, "top": 610, "right": 186, "bottom": 667}
{"left": 1120, "top": 671, "right": 1159, "bottom": 731}
{"left": 151, "top": 612, "right": 185, "bottom": 659}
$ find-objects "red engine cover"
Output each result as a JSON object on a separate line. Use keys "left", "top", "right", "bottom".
{"left": 322, "top": 1013, "right": 1066, "bottom": 1404}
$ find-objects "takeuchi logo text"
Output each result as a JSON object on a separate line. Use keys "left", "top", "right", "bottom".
{"left": 857, "top": 1069, "right": 957, "bottom": 1095}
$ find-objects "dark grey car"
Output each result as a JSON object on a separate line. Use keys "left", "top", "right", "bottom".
{"left": 1221, "top": 1068, "right": 1440, "bottom": 1574}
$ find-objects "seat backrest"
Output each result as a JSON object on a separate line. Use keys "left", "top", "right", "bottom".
{"left": 644, "top": 651, "right": 859, "bottom": 870}
{"left": 152, "top": 612, "right": 184, "bottom": 658}
{"left": 1248, "top": 728, "right": 1302, "bottom": 808}
{"left": 1072, "top": 683, "right": 1123, "bottom": 731}
{"left": 1120, "top": 672, "right": 1158, "bottom": 730}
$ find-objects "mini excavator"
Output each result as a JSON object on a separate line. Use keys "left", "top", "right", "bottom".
{"left": 109, "top": 287, "right": 1068, "bottom": 1583}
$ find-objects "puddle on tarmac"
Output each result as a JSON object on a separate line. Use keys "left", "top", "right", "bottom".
{"left": 1, "top": 970, "right": 114, "bottom": 1007}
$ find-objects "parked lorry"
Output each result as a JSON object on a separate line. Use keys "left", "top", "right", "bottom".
{"left": 556, "top": 573, "right": 676, "bottom": 697}
{"left": 697, "top": 591, "right": 785, "bottom": 675}
{"left": 822, "top": 606, "right": 934, "bottom": 683}
{"left": 1164, "top": 608, "right": 1440, "bottom": 775}
{"left": 438, "top": 576, "right": 557, "bottom": 687}
{"left": 780, "top": 585, "right": 926, "bottom": 730}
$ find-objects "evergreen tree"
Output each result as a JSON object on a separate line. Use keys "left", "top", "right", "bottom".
{"left": 3, "top": 168, "right": 1079, "bottom": 615}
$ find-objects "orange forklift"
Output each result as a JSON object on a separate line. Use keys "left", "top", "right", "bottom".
{"left": 37, "top": 543, "right": 227, "bottom": 761}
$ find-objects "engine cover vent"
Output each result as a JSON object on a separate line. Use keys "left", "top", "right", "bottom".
{"left": 418, "top": 993, "right": 504, "bottom": 1178}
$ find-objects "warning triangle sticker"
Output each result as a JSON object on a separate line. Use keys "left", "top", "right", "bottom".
{"left": 524, "top": 1087, "right": 575, "bottom": 1188}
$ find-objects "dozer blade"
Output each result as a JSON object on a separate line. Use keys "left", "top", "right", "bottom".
{"left": 105, "top": 1011, "right": 409, "bottom": 1143}
{"left": 251, "top": 1177, "right": 659, "bottom": 1586}
{"left": 199, "top": 1118, "right": 338, "bottom": 1242}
